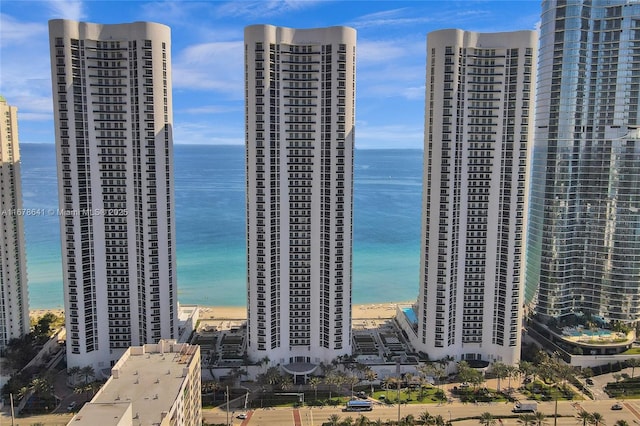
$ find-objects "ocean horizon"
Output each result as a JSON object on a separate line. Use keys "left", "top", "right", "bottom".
{"left": 20, "top": 143, "right": 424, "bottom": 310}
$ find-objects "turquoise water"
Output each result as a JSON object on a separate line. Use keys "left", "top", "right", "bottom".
{"left": 567, "top": 329, "right": 613, "bottom": 337}
{"left": 402, "top": 307, "right": 418, "bottom": 324}
{"left": 20, "top": 144, "right": 423, "bottom": 309}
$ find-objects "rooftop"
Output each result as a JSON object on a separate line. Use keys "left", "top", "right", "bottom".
{"left": 69, "top": 341, "right": 199, "bottom": 426}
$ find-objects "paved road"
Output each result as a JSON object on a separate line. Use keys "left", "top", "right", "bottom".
{"left": 203, "top": 399, "right": 640, "bottom": 426}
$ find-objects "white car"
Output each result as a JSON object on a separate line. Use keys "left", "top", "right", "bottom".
{"left": 236, "top": 412, "right": 248, "bottom": 419}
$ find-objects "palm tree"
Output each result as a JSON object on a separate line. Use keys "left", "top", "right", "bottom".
{"left": 614, "top": 421, "right": 629, "bottom": 426}
{"left": 16, "top": 385, "right": 30, "bottom": 402}
{"left": 355, "top": 415, "right": 369, "bottom": 426}
{"left": 518, "top": 360, "right": 535, "bottom": 383}
{"left": 405, "top": 373, "right": 415, "bottom": 400}
{"left": 343, "top": 416, "right": 355, "bottom": 426}
{"left": 479, "top": 412, "right": 497, "bottom": 426}
{"left": 345, "top": 374, "right": 359, "bottom": 397}
{"left": 576, "top": 410, "right": 593, "bottom": 426}
{"left": 506, "top": 365, "right": 519, "bottom": 392}
{"left": 364, "top": 367, "right": 377, "bottom": 395}
{"left": 492, "top": 362, "right": 508, "bottom": 393}
{"left": 534, "top": 411, "right": 548, "bottom": 426}
{"left": 434, "top": 415, "right": 446, "bottom": 426}
{"left": 589, "top": 412, "right": 605, "bottom": 426}
{"left": 309, "top": 376, "right": 321, "bottom": 401}
{"left": 372, "top": 419, "right": 384, "bottom": 426}
{"left": 259, "top": 355, "right": 270, "bottom": 372}
{"left": 424, "top": 413, "right": 437, "bottom": 426}
{"left": 279, "top": 374, "right": 293, "bottom": 391}
{"left": 419, "top": 410, "right": 432, "bottom": 425}
{"left": 79, "top": 365, "right": 95, "bottom": 385}
{"left": 325, "top": 371, "right": 342, "bottom": 400}
{"left": 385, "top": 377, "right": 399, "bottom": 401}
{"left": 517, "top": 414, "right": 537, "bottom": 426}
{"left": 402, "top": 414, "right": 416, "bottom": 426}
{"left": 328, "top": 414, "right": 341, "bottom": 426}
{"left": 67, "top": 366, "right": 81, "bottom": 385}
{"left": 627, "top": 358, "right": 640, "bottom": 378}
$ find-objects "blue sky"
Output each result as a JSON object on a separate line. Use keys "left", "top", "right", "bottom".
{"left": 1, "top": 0, "right": 541, "bottom": 149}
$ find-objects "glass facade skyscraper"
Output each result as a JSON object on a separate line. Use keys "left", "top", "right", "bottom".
{"left": 527, "top": 0, "right": 640, "bottom": 324}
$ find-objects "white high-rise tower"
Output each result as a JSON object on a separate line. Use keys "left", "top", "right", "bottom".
{"left": 0, "top": 96, "right": 30, "bottom": 351}
{"left": 244, "top": 25, "right": 356, "bottom": 374}
{"left": 49, "top": 20, "right": 177, "bottom": 372}
{"left": 405, "top": 29, "right": 536, "bottom": 366}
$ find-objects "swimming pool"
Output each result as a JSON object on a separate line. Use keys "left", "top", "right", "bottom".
{"left": 402, "top": 307, "right": 418, "bottom": 325}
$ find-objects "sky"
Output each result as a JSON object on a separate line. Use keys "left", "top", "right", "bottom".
{"left": 1, "top": 0, "right": 541, "bottom": 149}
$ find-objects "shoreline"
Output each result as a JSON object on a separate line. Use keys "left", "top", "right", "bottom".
{"left": 30, "top": 301, "right": 413, "bottom": 321}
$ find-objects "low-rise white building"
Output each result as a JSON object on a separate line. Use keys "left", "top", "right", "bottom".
{"left": 68, "top": 340, "right": 201, "bottom": 426}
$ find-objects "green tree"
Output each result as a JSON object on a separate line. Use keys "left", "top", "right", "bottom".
{"left": 627, "top": 358, "right": 640, "bottom": 378}
{"left": 534, "top": 411, "right": 548, "bottom": 426}
{"left": 328, "top": 414, "right": 341, "bottom": 426}
{"left": 342, "top": 416, "right": 354, "bottom": 426}
{"left": 345, "top": 374, "right": 359, "bottom": 397}
{"left": 309, "top": 376, "right": 321, "bottom": 401}
{"left": 506, "top": 365, "right": 519, "bottom": 391}
{"left": 491, "top": 362, "right": 508, "bottom": 393}
{"left": 479, "top": 412, "right": 497, "bottom": 426}
{"left": 401, "top": 414, "right": 416, "bottom": 426}
{"left": 279, "top": 374, "right": 293, "bottom": 391}
{"left": 355, "top": 415, "right": 369, "bottom": 426}
{"left": 589, "top": 412, "right": 605, "bottom": 426}
{"left": 518, "top": 360, "right": 535, "bottom": 383}
{"left": 576, "top": 410, "right": 593, "bottom": 426}
{"left": 614, "top": 421, "right": 628, "bottom": 426}
{"left": 67, "top": 366, "right": 81, "bottom": 385}
{"left": 32, "top": 312, "right": 62, "bottom": 338}
{"left": 517, "top": 414, "right": 537, "bottom": 426}
{"left": 79, "top": 365, "right": 95, "bottom": 385}
{"left": 419, "top": 410, "right": 432, "bottom": 425}
{"left": 364, "top": 367, "right": 377, "bottom": 395}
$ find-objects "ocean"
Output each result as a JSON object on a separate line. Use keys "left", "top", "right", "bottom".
{"left": 19, "top": 144, "right": 424, "bottom": 309}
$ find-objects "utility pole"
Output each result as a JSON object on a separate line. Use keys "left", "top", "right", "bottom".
{"left": 226, "top": 385, "right": 230, "bottom": 426}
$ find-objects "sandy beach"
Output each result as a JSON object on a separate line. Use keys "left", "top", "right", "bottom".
{"left": 30, "top": 301, "right": 411, "bottom": 322}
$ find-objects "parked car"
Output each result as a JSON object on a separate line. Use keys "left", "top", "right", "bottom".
{"left": 67, "top": 401, "right": 77, "bottom": 411}
{"left": 236, "top": 412, "right": 248, "bottom": 419}
{"left": 586, "top": 378, "right": 594, "bottom": 385}
{"left": 611, "top": 403, "right": 623, "bottom": 410}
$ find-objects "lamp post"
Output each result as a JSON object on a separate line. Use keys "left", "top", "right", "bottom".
{"left": 554, "top": 386, "right": 558, "bottom": 426}
{"left": 226, "top": 385, "right": 230, "bottom": 426}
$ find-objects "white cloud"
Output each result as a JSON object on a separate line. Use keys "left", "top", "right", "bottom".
{"left": 182, "top": 105, "right": 242, "bottom": 115}
{"left": 0, "top": 14, "right": 48, "bottom": 47}
{"left": 173, "top": 41, "right": 244, "bottom": 97}
{"left": 350, "top": 5, "right": 494, "bottom": 30}
{"left": 46, "top": 0, "right": 85, "bottom": 21}
{"left": 18, "top": 112, "right": 53, "bottom": 122}
{"left": 174, "top": 120, "right": 243, "bottom": 145}
{"left": 358, "top": 40, "right": 421, "bottom": 64}
{"left": 215, "top": 0, "right": 322, "bottom": 19}
{"left": 400, "top": 86, "right": 425, "bottom": 101}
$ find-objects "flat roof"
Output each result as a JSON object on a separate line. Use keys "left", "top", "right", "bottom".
{"left": 69, "top": 345, "right": 197, "bottom": 425}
